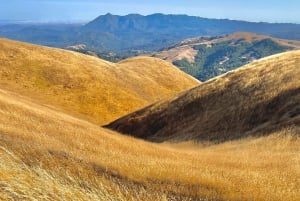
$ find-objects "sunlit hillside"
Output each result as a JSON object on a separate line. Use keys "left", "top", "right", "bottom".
{"left": 0, "top": 38, "right": 299, "bottom": 201}
{"left": 153, "top": 32, "right": 300, "bottom": 81}
{"left": 0, "top": 38, "right": 199, "bottom": 124}
{"left": 154, "top": 32, "right": 300, "bottom": 63}
{"left": 1, "top": 0, "right": 300, "bottom": 199}
{"left": 107, "top": 51, "right": 300, "bottom": 142}
{"left": 0, "top": 87, "right": 299, "bottom": 201}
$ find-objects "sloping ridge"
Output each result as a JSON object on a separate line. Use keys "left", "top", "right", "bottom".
{"left": 105, "top": 51, "right": 300, "bottom": 142}
{"left": 154, "top": 32, "right": 300, "bottom": 64}
{"left": 0, "top": 38, "right": 199, "bottom": 124}
{"left": 1, "top": 78, "right": 299, "bottom": 201}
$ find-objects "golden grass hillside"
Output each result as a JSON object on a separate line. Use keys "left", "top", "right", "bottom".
{"left": 0, "top": 38, "right": 199, "bottom": 124}
{"left": 0, "top": 87, "right": 299, "bottom": 201}
{"left": 106, "top": 51, "right": 300, "bottom": 142}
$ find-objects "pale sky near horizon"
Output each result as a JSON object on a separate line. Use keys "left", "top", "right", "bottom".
{"left": 1, "top": 0, "right": 299, "bottom": 23}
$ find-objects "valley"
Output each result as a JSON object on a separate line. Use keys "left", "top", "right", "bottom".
{"left": 0, "top": 9, "right": 300, "bottom": 201}
{"left": 106, "top": 51, "right": 300, "bottom": 142}
{"left": 153, "top": 32, "right": 300, "bottom": 81}
{"left": 0, "top": 39, "right": 299, "bottom": 200}
{"left": 0, "top": 81, "right": 299, "bottom": 201}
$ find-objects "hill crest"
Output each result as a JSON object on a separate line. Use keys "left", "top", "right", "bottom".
{"left": 152, "top": 32, "right": 300, "bottom": 81}
{"left": 0, "top": 38, "right": 199, "bottom": 124}
{"left": 105, "top": 51, "right": 300, "bottom": 142}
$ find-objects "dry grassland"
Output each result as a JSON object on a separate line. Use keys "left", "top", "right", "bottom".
{"left": 107, "top": 51, "right": 300, "bottom": 142}
{"left": 0, "top": 88, "right": 299, "bottom": 201}
{"left": 0, "top": 38, "right": 199, "bottom": 125}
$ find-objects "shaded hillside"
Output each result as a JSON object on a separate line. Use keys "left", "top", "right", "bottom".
{"left": 153, "top": 32, "right": 300, "bottom": 81}
{"left": 1, "top": 14, "right": 300, "bottom": 53}
{"left": 0, "top": 87, "right": 299, "bottom": 201}
{"left": 0, "top": 38, "right": 199, "bottom": 124}
{"left": 106, "top": 51, "right": 300, "bottom": 142}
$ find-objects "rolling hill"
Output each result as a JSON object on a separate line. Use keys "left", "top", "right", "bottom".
{"left": 153, "top": 32, "right": 300, "bottom": 81}
{"left": 0, "top": 40, "right": 299, "bottom": 200}
{"left": 1, "top": 79, "right": 299, "bottom": 201}
{"left": 0, "top": 38, "right": 199, "bottom": 124}
{"left": 106, "top": 51, "right": 300, "bottom": 142}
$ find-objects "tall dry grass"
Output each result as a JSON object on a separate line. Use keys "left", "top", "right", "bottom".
{"left": 0, "top": 38, "right": 199, "bottom": 125}
{"left": 0, "top": 88, "right": 299, "bottom": 200}
{"left": 106, "top": 50, "right": 300, "bottom": 142}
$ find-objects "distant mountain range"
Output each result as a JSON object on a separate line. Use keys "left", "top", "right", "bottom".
{"left": 152, "top": 32, "right": 300, "bottom": 81}
{"left": 1, "top": 13, "right": 300, "bottom": 53}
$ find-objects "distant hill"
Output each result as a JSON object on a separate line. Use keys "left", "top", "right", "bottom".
{"left": 152, "top": 32, "right": 300, "bottom": 81}
{"left": 1, "top": 14, "right": 300, "bottom": 53}
{"left": 0, "top": 38, "right": 199, "bottom": 124}
{"left": 106, "top": 51, "right": 300, "bottom": 142}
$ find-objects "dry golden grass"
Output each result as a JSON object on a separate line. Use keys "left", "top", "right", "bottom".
{"left": 0, "top": 87, "right": 299, "bottom": 200}
{"left": 0, "top": 39, "right": 299, "bottom": 200}
{"left": 0, "top": 38, "right": 199, "bottom": 125}
{"left": 107, "top": 51, "right": 300, "bottom": 142}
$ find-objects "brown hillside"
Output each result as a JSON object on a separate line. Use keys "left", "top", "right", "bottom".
{"left": 0, "top": 38, "right": 199, "bottom": 124}
{"left": 106, "top": 51, "right": 300, "bottom": 142}
{"left": 223, "top": 32, "right": 300, "bottom": 48}
{"left": 153, "top": 32, "right": 300, "bottom": 63}
{"left": 152, "top": 45, "right": 198, "bottom": 63}
{"left": 1, "top": 87, "right": 299, "bottom": 200}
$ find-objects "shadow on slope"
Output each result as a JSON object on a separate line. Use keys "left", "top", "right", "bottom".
{"left": 1, "top": 87, "right": 299, "bottom": 201}
{"left": 105, "top": 51, "right": 300, "bottom": 142}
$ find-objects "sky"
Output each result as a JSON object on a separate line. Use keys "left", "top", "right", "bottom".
{"left": 1, "top": 0, "right": 300, "bottom": 23}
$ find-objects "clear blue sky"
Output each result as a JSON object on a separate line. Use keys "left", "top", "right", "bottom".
{"left": 1, "top": 0, "right": 300, "bottom": 23}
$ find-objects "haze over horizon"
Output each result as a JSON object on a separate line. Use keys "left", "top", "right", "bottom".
{"left": 1, "top": 0, "right": 300, "bottom": 24}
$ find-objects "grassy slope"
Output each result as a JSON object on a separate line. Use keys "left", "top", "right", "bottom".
{"left": 0, "top": 38, "right": 199, "bottom": 125}
{"left": 155, "top": 32, "right": 300, "bottom": 63}
{"left": 153, "top": 32, "right": 300, "bottom": 81}
{"left": 0, "top": 38, "right": 299, "bottom": 201}
{"left": 209, "top": 32, "right": 300, "bottom": 47}
{"left": 106, "top": 51, "right": 300, "bottom": 142}
{"left": 0, "top": 88, "right": 299, "bottom": 201}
